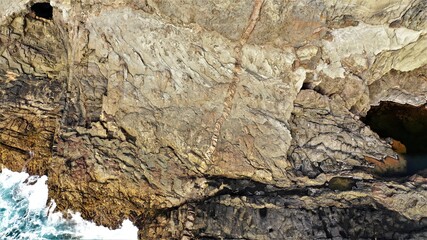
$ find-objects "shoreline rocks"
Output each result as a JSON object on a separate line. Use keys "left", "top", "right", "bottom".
{"left": 0, "top": 1, "right": 426, "bottom": 238}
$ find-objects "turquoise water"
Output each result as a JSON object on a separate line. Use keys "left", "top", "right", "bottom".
{"left": 0, "top": 169, "right": 137, "bottom": 240}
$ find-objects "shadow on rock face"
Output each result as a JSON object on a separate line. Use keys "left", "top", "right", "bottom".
{"left": 30, "top": 2, "right": 53, "bottom": 20}
{"left": 363, "top": 101, "right": 427, "bottom": 176}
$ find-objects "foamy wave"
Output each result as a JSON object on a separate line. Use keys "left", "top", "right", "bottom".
{"left": 0, "top": 168, "right": 138, "bottom": 240}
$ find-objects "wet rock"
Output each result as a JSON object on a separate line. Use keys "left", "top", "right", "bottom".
{"left": 141, "top": 191, "right": 427, "bottom": 239}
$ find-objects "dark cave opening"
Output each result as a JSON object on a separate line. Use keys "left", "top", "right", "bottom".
{"left": 362, "top": 101, "right": 427, "bottom": 175}
{"left": 30, "top": 2, "right": 53, "bottom": 20}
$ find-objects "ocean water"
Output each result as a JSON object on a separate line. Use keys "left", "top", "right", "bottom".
{"left": 0, "top": 168, "right": 138, "bottom": 240}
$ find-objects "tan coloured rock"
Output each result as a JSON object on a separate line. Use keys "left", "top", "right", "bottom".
{"left": 0, "top": 0, "right": 426, "bottom": 239}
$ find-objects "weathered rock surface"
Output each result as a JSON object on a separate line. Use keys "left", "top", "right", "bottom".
{"left": 0, "top": 0, "right": 426, "bottom": 239}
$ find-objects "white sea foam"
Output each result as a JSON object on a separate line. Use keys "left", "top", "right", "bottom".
{"left": 0, "top": 168, "right": 138, "bottom": 240}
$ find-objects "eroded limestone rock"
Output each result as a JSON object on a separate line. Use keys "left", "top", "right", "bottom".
{"left": 0, "top": 0, "right": 426, "bottom": 238}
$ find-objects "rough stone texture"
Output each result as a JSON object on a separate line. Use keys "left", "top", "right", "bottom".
{"left": 0, "top": 0, "right": 426, "bottom": 239}
{"left": 288, "top": 90, "right": 403, "bottom": 178}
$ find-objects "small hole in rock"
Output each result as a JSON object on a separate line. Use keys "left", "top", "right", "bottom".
{"left": 301, "top": 82, "right": 313, "bottom": 90}
{"left": 259, "top": 208, "right": 268, "bottom": 218}
{"left": 362, "top": 101, "right": 427, "bottom": 176}
{"left": 30, "top": 2, "right": 53, "bottom": 20}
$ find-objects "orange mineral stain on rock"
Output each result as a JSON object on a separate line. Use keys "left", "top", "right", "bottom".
{"left": 391, "top": 139, "right": 407, "bottom": 154}
{"left": 364, "top": 155, "right": 406, "bottom": 175}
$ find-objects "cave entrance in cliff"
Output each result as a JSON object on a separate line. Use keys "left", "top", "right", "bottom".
{"left": 362, "top": 101, "right": 427, "bottom": 176}
{"left": 30, "top": 2, "right": 53, "bottom": 20}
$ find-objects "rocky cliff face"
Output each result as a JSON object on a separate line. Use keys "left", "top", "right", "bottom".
{"left": 0, "top": 0, "right": 426, "bottom": 239}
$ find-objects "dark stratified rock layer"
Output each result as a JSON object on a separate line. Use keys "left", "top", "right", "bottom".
{"left": 0, "top": 1, "right": 426, "bottom": 239}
